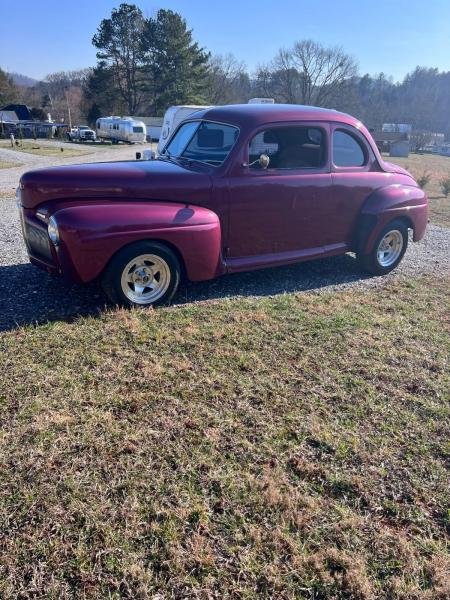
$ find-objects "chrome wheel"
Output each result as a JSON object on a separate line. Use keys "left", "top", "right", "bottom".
{"left": 120, "top": 254, "right": 171, "bottom": 305}
{"left": 376, "top": 230, "right": 404, "bottom": 267}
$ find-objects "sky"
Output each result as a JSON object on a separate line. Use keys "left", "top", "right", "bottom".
{"left": 1, "top": 0, "right": 449, "bottom": 82}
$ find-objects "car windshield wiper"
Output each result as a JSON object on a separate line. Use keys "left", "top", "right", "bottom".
{"left": 178, "top": 155, "right": 217, "bottom": 167}
{"left": 160, "top": 151, "right": 184, "bottom": 166}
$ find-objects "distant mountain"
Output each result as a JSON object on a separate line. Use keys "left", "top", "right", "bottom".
{"left": 10, "top": 72, "right": 39, "bottom": 87}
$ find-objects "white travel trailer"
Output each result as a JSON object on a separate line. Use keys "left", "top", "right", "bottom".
{"left": 248, "top": 97, "right": 275, "bottom": 104}
{"left": 157, "top": 105, "right": 213, "bottom": 154}
{"left": 96, "top": 116, "right": 147, "bottom": 144}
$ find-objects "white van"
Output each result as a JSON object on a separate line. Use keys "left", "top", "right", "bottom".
{"left": 96, "top": 116, "right": 147, "bottom": 144}
{"left": 157, "top": 105, "right": 213, "bottom": 155}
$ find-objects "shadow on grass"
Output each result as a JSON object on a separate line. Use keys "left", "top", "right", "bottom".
{"left": 0, "top": 254, "right": 371, "bottom": 332}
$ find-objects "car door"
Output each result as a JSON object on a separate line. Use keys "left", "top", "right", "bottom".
{"left": 226, "top": 122, "right": 334, "bottom": 267}
{"left": 329, "top": 124, "right": 381, "bottom": 246}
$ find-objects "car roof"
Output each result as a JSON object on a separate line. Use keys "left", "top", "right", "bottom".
{"left": 193, "top": 103, "right": 361, "bottom": 129}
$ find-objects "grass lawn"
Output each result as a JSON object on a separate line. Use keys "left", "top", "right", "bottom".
{"left": 384, "top": 152, "right": 450, "bottom": 228}
{"left": 0, "top": 140, "right": 91, "bottom": 158}
{"left": 0, "top": 275, "right": 448, "bottom": 599}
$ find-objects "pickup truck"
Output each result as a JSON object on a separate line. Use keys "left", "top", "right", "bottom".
{"left": 18, "top": 104, "right": 428, "bottom": 307}
{"left": 66, "top": 126, "right": 96, "bottom": 142}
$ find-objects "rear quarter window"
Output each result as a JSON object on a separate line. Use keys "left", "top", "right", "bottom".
{"left": 333, "top": 130, "right": 366, "bottom": 167}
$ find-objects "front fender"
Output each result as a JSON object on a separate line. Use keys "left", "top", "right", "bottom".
{"left": 51, "top": 200, "right": 223, "bottom": 283}
{"left": 357, "top": 184, "right": 428, "bottom": 254}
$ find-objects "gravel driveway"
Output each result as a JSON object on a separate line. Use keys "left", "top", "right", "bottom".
{"left": 1, "top": 187, "right": 449, "bottom": 331}
{"left": 0, "top": 142, "right": 448, "bottom": 329}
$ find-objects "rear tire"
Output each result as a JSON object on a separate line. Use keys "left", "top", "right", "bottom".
{"left": 101, "top": 241, "right": 180, "bottom": 308}
{"left": 357, "top": 219, "right": 408, "bottom": 275}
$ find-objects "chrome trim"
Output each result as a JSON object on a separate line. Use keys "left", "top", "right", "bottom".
{"left": 36, "top": 209, "right": 49, "bottom": 222}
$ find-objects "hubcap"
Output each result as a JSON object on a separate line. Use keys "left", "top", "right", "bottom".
{"left": 120, "top": 254, "right": 171, "bottom": 305}
{"left": 376, "top": 230, "right": 404, "bottom": 267}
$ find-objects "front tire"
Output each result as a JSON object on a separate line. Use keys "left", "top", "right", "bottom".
{"left": 101, "top": 241, "right": 180, "bottom": 307}
{"left": 357, "top": 219, "right": 408, "bottom": 275}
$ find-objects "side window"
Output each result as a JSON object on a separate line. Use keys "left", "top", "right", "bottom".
{"left": 249, "top": 126, "right": 326, "bottom": 170}
{"left": 333, "top": 130, "right": 366, "bottom": 167}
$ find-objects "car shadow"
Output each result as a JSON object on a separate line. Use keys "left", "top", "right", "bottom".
{"left": 0, "top": 254, "right": 371, "bottom": 332}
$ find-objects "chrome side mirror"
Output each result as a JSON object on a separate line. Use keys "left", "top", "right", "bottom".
{"left": 243, "top": 153, "right": 271, "bottom": 169}
{"left": 259, "top": 153, "right": 270, "bottom": 169}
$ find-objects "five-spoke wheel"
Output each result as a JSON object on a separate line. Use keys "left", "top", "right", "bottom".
{"left": 102, "top": 241, "right": 180, "bottom": 307}
{"left": 358, "top": 219, "right": 408, "bottom": 275}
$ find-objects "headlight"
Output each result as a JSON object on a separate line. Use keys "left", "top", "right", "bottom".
{"left": 48, "top": 216, "right": 60, "bottom": 245}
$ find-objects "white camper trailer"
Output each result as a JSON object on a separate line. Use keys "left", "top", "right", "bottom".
{"left": 96, "top": 116, "right": 147, "bottom": 144}
{"left": 157, "top": 105, "right": 213, "bottom": 155}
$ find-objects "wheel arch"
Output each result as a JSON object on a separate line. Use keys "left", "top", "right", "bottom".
{"left": 101, "top": 237, "right": 188, "bottom": 282}
{"left": 355, "top": 184, "right": 427, "bottom": 254}
{"left": 54, "top": 200, "right": 224, "bottom": 284}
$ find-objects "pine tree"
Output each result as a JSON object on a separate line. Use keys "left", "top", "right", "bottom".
{"left": 84, "top": 65, "right": 125, "bottom": 116}
{"left": 143, "top": 10, "right": 210, "bottom": 114}
{"left": 92, "top": 3, "right": 146, "bottom": 114}
{"left": 0, "top": 68, "right": 18, "bottom": 106}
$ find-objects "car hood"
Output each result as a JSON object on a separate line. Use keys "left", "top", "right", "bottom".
{"left": 20, "top": 159, "right": 212, "bottom": 209}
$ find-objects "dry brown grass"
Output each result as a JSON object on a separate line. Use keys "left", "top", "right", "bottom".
{"left": 0, "top": 161, "right": 20, "bottom": 170}
{"left": 385, "top": 152, "right": 450, "bottom": 227}
{"left": 0, "top": 189, "right": 17, "bottom": 199}
{"left": 0, "top": 276, "right": 449, "bottom": 599}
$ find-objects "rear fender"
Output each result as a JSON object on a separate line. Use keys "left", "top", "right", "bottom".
{"left": 356, "top": 184, "right": 428, "bottom": 254}
{"left": 51, "top": 200, "right": 223, "bottom": 283}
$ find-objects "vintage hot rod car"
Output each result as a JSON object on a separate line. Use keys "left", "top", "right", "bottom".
{"left": 18, "top": 104, "right": 428, "bottom": 307}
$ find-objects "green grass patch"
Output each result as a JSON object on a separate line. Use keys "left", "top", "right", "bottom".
{"left": 0, "top": 276, "right": 448, "bottom": 599}
{"left": 0, "top": 140, "right": 90, "bottom": 157}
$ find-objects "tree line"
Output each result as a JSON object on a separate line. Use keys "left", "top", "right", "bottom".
{"left": 1, "top": 2, "right": 449, "bottom": 140}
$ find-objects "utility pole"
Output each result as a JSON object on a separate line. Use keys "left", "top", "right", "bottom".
{"left": 64, "top": 88, "right": 72, "bottom": 129}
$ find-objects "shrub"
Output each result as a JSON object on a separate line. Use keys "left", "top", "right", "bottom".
{"left": 417, "top": 170, "right": 431, "bottom": 189}
{"left": 439, "top": 176, "right": 450, "bottom": 197}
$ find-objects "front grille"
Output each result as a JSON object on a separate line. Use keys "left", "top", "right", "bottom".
{"left": 24, "top": 221, "right": 53, "bottom": 262}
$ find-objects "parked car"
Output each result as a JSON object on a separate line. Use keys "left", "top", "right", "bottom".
{"left": 18, "top": 104, "right": 428, "bottom": 307}
{"left": 66, "top": 126, "right": 96, "bottom": 142}
{"left": 96, "top": 116, "right": 146, "bottom": 144}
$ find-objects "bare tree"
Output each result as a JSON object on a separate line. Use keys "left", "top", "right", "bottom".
{"left": 256, "top": 40, "right": 357, "bottom": 107}
{"left": 205, "top": 53, "right": 249, "bottom": 104}
{"left": 292, "top": 40, "right": 357, "bottom": 105}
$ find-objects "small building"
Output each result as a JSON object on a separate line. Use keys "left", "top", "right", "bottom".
{"left": 372, "top": 131, "right": 410, "bottom": 158}
{"left": 0, "top": 110, "right": 18, "bottom": 123}
{"left": 0, "top": 103, "right": 33, "bottom": 121}
{"left": 0, "top": 104, "right": 69, "bottom": 139}
{"left": 382, "top": 123, "right": 412, "bottom": 134}
{"left": 0, "top": 111, "right": 19, "bottom": 137}
{"left": 131, "top": 116, "right": 163, "bottom": 141}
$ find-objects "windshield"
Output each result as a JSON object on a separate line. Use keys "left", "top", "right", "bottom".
{"left": 163, "top": 120, "right": 239, "bottom": 166}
